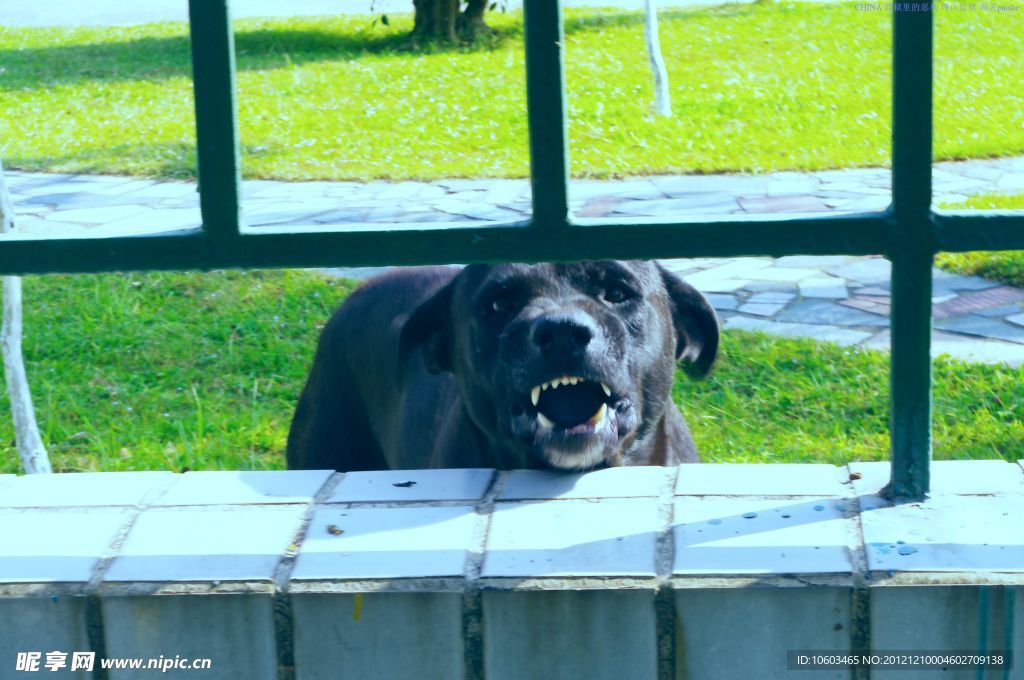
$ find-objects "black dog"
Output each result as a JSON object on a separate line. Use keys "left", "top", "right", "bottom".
{"left": 287, "top": 261, "right": 718, "bottom": 472}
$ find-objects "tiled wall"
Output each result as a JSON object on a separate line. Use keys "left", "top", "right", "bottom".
{"left": 1, "top": 462, "right": 1022, "bottom": 680}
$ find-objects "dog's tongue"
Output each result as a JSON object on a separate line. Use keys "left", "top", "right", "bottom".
{"left": 538, "top": 382, "right": 606, "bottom": 427}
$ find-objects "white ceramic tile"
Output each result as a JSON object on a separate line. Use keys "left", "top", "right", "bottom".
{"left": 499, "top": 467, "right": 668, "bottom": 501}
{"left": 860, "top": 493, "right": 1024, "bottom": 572}
{"left": 292, "top": 505, "right": 478, "bottom": 579}
{"left": 673, "top": 497, "right": 854, "bottom": 575}
{"left": 104, "top": 506, "right": 305, "bottom": 582}
{"left": 0, "top": 509, "right": 129, "bottom": 583}
{"left": 0, "top": 471, "right": 173, "bottom": 507}
{"left": 849, "top": 460, "right": 1024, "bottom": 496}
{"left": 327, "top": 468, "right": 495, "bottom": 502}
{"left": 151, "top": 470, "right": 332, "bottom": 506}
{"left": 483, "top": 499, "right": 659, "bottom": 577}
{"left": 675, "top": 464, "right": 847, "bottom": 496}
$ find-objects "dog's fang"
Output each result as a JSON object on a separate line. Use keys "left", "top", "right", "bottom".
{"left": 537, "top": 412, "right": 555, "bottom": 429}
{"left": 530, "top": 386, "right": 541, "bottom": 406}
{"left": 601, "top": 383, "right": 612, "bottom": 397}
{"left": 587, "top": 402, "right": 608, "bottom": 426}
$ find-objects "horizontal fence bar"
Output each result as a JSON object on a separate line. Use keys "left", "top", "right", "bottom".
{"left": 523, "top": 0, "right": 570, "bottom": 229}
{"left": 188, "top": 0, "right": 242, "bottom": 240}
{"left": 932, "top": 211, "right": 1024, "bottom": 252}
{"left": 0, "top": 214, "right": 896, "bottom": 275}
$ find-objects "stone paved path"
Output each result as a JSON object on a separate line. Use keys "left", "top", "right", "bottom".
{"left": 7, "top": 157, "right": 1024, "bottom": 366}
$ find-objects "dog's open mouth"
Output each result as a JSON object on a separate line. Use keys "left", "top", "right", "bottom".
{"left": 529, "top": 376, "right": 612, "bottom": 433}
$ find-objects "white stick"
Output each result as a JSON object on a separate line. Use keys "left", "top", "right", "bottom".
{"left": 644, "top": 0, "right": 672, "bottom": 117}
{"left": 0, "top": 160, "right": 52, "bottom": 474}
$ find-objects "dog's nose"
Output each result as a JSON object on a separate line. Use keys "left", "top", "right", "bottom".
{"left": 531, "top": 313, "right": 595, "bottom": 357}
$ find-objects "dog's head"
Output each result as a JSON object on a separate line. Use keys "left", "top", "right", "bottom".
{"left": 401, "top": 261, "right": 718, "bottom": 471}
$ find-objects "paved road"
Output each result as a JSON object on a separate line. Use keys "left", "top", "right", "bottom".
{"left": 8, "top": 156, "right": 1024, "bottom": 366}
{"left": 2, "top": 0, "right": 730, "bottom": 27}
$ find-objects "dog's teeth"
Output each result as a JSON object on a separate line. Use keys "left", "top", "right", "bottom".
{"left": 601, "top": 383, "right": 612, "bottom": 397}
{"left": 569, "top": 377, "right": 579, "bottom": 385}
{"left": 587, "top": 402, "right": 608, "bottom": 426}
{"left": 530, "top": 387, "right": 540, "bottom": 406}
{"left": 537, "top": 412, "right": 555, "bottom": 429}
{"left": 551, "top": 380, "right": 560, "bottom": 390}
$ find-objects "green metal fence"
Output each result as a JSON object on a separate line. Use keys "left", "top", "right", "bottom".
{"left": 6, "top": 1, "right": 1023, "bottom": 499}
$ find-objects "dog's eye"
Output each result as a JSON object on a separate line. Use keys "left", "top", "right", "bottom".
{"left": 603, "top": 283, "right": 634, "bottom": 304}
{"left": 490, "top": 296, "right": 513, "bottom": 314}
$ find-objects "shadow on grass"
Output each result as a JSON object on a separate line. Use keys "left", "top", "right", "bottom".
{"left": 0, "top": 23, "right": 526, "bottom": 88}
{"left": 6, "top": 142, "right": 200, "bottom": 180}
{"left": 0, "top": 4, "right": 765, "bottom": 89}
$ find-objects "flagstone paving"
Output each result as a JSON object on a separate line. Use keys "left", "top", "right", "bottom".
{"left": 6, "top": 157, "right": 1024, "bottom": 367}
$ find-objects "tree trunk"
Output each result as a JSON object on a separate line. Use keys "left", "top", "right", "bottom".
{"left": 0, "top": 160, "right": 52, "bottom": 474}
{"left": 458, "top": 0, "right": 491, "bottom": 35}
{"left": 412, "top": 0, "right": 459, "bottom": 42}
{"left": 412, "top": 0, "right": 491, "bottom": 42}
{"left": 644, "top": 0, "right": 672, "bottom": 117}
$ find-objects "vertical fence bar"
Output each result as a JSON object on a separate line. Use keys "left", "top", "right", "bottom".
{"left": 523, "top": 0, "right": 570, "bottom": 230}
{"left": 887, "top": 5, "right": 934, "bottom": 500}
{"left": 188, "top": 0, "right": 242, "bottom": 239}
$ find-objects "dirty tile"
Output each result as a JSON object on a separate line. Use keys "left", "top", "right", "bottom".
{"left": 0, "top": 472, "right": 173, "bottom": 507}
{"left": 673, "top": 497, "right": 854, "bottom": 575}
{"left": 676, "top": 464, "right": 848, "bottom": 496}
{"left": 483, "top": 499, "right": 659, "bottom": 577}
{"left": 0, "top": 509, "right": 129, "bottom": 583}
{"left": 848, "top": 460, "right": 1024, "bottom": 496}
{"left": 293, "top": 505, "right": 477, "bottom": 579}
{"left": 499, "top": 467, "right": 668, "bottom": 501}
{"left": 152, "top": 470, "right": 333, "bottom": 506}
{"left": 293, "top": 592, "right": 464, "bottom": 680}
{"left": 327, "top": 469, "right": 495, "bottom": 503}
{"left": 484, "top": 590, "right": 657, "bottom": 680}
{"left": 860, "top": 493, "right": 1024, "bottom": 572}
{"left": 105, "top": 506, "right": 305, "bottom": 582}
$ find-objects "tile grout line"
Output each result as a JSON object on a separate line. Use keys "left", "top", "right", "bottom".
{"left": 842, "top": 464, "right": 873, "bottom": 680}
{"left": 271, "top": 471, "right": 346, "bottom": 680}
{"left": 461, "top": 470, "right": 508, "bottom": 680}
{"left": 655, "top": 465, "right": 682, "bottom": 680}
{"left": 82, "top": 475, "right": 179, "bottom": 680}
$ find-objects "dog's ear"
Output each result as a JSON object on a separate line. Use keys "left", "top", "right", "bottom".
{"left": 657, "top": 264, "right": 719, "bottom": 378}
{"left": 400, "top": 281, "right": 455, "bottom": 374}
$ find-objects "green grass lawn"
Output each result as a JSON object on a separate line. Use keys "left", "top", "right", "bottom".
{"left": 0, "top": 269, "right": 1019, "bottom": 474}
{"left": 0, "top": 3, "right": 1022, "bottom": 181}
{"left": 937, "top": 192, "right": 1024, "bottom": 287}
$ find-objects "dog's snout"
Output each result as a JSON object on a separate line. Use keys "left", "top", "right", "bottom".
{"left": 531, "top": 314, "right": 595, "bottom": 357}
